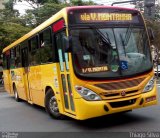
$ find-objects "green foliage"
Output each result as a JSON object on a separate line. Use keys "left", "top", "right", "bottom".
{"left": 0, "top": 22, "right": 31, "bottom": 53}
{"left": 15, "top": 0, "right": 61, "bottom": 8}
{"left": 25, "top": 2, "right": 67, "bottom": 26}
{"left": 0, "top": 0, "right": 31, "bottom": 54}
{"left": 4, "top": 0, "right": 15, "bottom": 10}
{"left": 22, "top": 0, "right": 97, "bottom": 26}
{"left": 70, "top": 0, "right": 96, "bottom": 6}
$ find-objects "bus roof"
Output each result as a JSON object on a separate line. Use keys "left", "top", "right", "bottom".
{"left": 2, "top": 5, "right": 138, "bottom": 53}
{"left": 66, "top": 5, "right": 138, "bottom": 12}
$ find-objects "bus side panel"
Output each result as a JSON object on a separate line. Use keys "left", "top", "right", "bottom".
{"left": 28, "top": 66, "right": 43, "bottom": 106}
{"left": 40, "top": 64, "right": 55, "bottom": 107}
{"left": 3, "top": 70, "right": 11, "bottom": 93}
{"left": 41, "top": 63, "right": 64, "bottom": 111}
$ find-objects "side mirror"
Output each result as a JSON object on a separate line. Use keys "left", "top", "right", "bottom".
{"left": 147, "top": 27, "right": 155, "bottom": 42}
{"left": 63, "top": 36, "right": 72, "bottom": 52}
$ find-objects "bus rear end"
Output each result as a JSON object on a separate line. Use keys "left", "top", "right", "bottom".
{"left": 64, "top": 6, "right": 157, "bottom": 120}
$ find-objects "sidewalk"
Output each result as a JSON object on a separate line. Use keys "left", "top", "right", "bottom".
{"left": 0, "top": 86, "right": 5, "bottom": 92}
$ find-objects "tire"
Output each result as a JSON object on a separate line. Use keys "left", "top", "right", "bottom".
{"left": 13, "top": 85, "right": 20, "bottom": 102}
{"left": 45, "top": 89, "right": 64, "bottom": 119}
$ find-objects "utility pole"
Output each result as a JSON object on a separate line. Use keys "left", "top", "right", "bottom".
{"left": 144, "top": 0, "right": 156, "bottom": 20}
{"left": 111, "top": 0, "right": 156, "bottom": 20}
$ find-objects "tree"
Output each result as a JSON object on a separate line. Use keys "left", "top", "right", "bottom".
{"left": 134, "top": 1, "right": 144, "bottom": 12}
{"left": 70, "top": 0, "right": 96, "bottom": 6}
{"left": 24, "top": 2, "right": 67, "bottom": 27}
{"left": 132, "top": 1, "right": 160, "bottom": 56}
{"left": 0, "top": 22, "right": 31, "bottom": 54}
{"left": 0, "top": 22, "right": 31, "bottom": 45}
{"left": 18, "top": 0, "right": 97, "bottom": 26}
{"left": 0, "top": 0, "right": 32, "bottom": 54}
{"left": 14, "top": 0, "right": 61, "bottom": 8}
{"left": 155, "top": 5, "right": 160, "bottom": 21}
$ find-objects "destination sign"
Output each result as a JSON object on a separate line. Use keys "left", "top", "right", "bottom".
{"left": 68, "top": 8, "right": 143, "bottom": 25}
{"left": 80, "top": 13, "right": 132, "bottom": 22}
{"left": 82, "top": 66, "right": 108, "bottom": 73}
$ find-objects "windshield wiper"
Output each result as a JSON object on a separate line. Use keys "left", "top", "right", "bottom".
{"left": 119, "top": 24, "right": 133, "bottom": 57}
{"left": 120, "top": 34, "right": 127, "bottom": 57}
{"left": 124, "top": 24, "right": 133, "bottom": 46}
{"left": 89, "top": 25, "right": 112, "bottom": 48}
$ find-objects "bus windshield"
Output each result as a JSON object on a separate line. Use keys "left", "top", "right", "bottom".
{"left": 71, "top": 26, "right": 152, "bottom": 79}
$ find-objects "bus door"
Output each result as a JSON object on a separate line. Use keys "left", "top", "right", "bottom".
{"left": 21, "top": 47, "right": 32, "bottom": 102}
{"left": 56, "top": 31, "right": 75, "bottom": 115}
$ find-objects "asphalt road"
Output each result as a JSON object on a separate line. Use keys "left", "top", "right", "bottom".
{"left": 0, "top": 87, "right": 160, "bottom": 133}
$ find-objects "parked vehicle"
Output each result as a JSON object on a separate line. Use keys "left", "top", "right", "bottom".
{"left": 154, "top": 65, "right": 160, "bottom": 76}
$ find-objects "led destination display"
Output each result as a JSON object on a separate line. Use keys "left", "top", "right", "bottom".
{"left": 80, "top": 13, "right": 132, "bottom": 22}
{"left": 68, "top": 8, "right": 143, "bottom": 25}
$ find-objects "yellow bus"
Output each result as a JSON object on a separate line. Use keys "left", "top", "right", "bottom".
{"left": 2, "top": 6, "right": 158, "bottom": 120}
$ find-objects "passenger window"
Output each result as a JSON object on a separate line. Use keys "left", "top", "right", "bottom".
{"left": 10, "top": 48, "right": 15, "bottom": 69}
{"left": 31, "top": 37, "right": 38, "bottom": 51}
{"left": 29, "top": 36, "right": 41, "bottom": 65}
{"left": 3, "top": 51, "right": 10, "bottom": 70}
{"left": 15, "top": 45, "right": 21, "bottom": 67}
{"left": 39, "top": 28, "right": 53, "bottom": 63}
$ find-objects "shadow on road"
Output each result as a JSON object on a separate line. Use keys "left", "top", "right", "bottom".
{"left": 71, "top": 112, "right": 152, "bottom": 130}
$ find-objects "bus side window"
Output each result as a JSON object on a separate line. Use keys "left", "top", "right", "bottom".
{"left": 3, "top": 54, "right": 7, "bottom": 70}
{"left": 10, "top": 48, "right": 15, "bottom": 69}
{"left": 15, "top": 45, "right": 21, "bottom": 67}
{"left": 3, "top": 51, "right": 10, "bottom": 70}
{"left": 29, "top": 36, "right": 41, "bottom": 65}
{"left": 21, "top": 41, "right": 29, "bottom": 67}
{"left": 39, "top": 28, "right": 53, "bottom": 63}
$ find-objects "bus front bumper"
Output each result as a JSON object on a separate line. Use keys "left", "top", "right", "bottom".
{"left": 74, "top": 85, "right": 158, "bottom": 120}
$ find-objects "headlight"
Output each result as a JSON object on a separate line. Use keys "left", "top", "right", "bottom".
{"left": 142, "top": 77, "right": 155, "bottom": 93}
{"left": 75, "top": 85, "right": 101, "bottom": 101}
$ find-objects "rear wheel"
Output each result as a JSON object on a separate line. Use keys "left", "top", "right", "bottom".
{"left": 45, "top": 89, "right": 64, "bottom": 119}
{"left": 13, "top": 85, "right": 20, "bottom": 102}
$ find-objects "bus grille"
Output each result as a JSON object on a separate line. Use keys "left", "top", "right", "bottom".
{"left": 109, "top": 98, "right": 136, "bottom": 108}
{"left": 95, "top": 77, "right": 145, "bottom": 90}
{"left": 102, "top": 90, "right": 139, "bottom": 98}
{"left": 100, "top": 89, "right": 140, "bottom": 100}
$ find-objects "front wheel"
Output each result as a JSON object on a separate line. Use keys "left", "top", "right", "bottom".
{"left": 45, "top": 89, "right": 64, "bottom": 119}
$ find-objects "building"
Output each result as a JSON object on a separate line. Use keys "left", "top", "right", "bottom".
{"left": 0, "top": 0, "right": 5, "bottom": 9}
{"left": 0, "top": 0, "right": 8, "bottom": 9}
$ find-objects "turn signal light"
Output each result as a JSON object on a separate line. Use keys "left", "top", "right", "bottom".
{"left": 146, "top": 96, "right": 156, "bottom": 103}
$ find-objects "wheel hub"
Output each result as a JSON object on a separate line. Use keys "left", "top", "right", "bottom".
{"left": 49, "top": 96, "right": 59, "bottom": 113}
